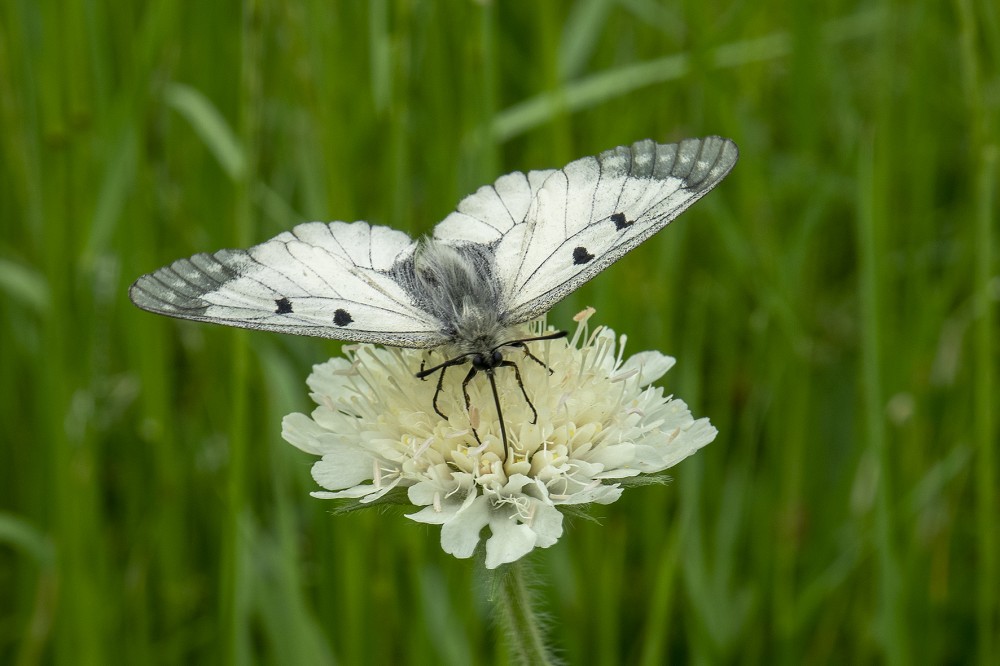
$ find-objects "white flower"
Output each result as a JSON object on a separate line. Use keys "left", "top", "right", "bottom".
{"left": 282, "top": 309, "right": 717, "bottom": 569}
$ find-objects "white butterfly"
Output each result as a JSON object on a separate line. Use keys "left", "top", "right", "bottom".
{"left": 131, "top": 136, "right": 737, "bottom": 451}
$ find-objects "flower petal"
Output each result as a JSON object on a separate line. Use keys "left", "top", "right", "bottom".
{"left": 311, "top": 486, "right": 379, "bottom": 500}
{"left": 485, "top": 515, "right": 538, "bottom": 569}
{"left": 311, "top": 450, "right": 376, "bottom": 490}
{"left": 620, "top": 351, "right": 676, "bottom": 386}
{"left": 282, "top": 412, "right": 337, "bottom": 455}
{"left": 552, "top": 483, "right": 622, "bottom": 505}
{"left": 440, "top": 495, "right": 490, "bottom": 558}
{"left": 407, "top": 504, "right": 453, "bottom": 525}
{"left": 306, "top": 358, "right": 356, "bottom": 396}
{"left": 358, "top": 476, "right": 403, "bottom": 503}
{"left": 527, "top": 500, "right": 564, "bottom": 546}
{"left": 633, "top": 418, "right": 718, "bottom": 472}
{"left": 406, "top": 479, "right": 475, "bottom": 524}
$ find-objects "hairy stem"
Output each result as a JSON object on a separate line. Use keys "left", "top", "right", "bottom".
{"left": 493, "top": 561, "right": 558, "bottom": 666}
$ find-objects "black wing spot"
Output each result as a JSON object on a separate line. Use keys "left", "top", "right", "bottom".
{"left": 275, "top": 297, "right": 293, "bottom": 314}
{"left": 611, "top": 212, "right": 632, "bottom": 230}
{"left": 573, "top": 247, "right": 595, "bottom": 265}
{"left": 333, "top": 308, "right": 353, "bottom": 326}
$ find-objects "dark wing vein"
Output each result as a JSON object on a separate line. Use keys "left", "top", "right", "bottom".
{"left": 506, "top": 137, "right": 737, "bottom": 315}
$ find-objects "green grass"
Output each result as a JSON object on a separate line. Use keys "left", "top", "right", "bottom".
{"left": 1, "top": 0, "right": 997, "bottom": 663}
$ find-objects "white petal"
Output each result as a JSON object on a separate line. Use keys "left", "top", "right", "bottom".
{"left": 620, "top": 351, "right": 676, "bottom": 386}
{"left": 657, "top": 419, "right": 717, "bottom": 469}
{"left": 406, "top": 483, "right": 474, "bottom": 523}
{"left": 587, "top": 442, "right": 635, "bottom": 468}
{"left": 358, "top": 476, "right": 403, "bottom": 503}
{"left": 527, "top": 501, "right": 564, "bottom": 546}
{"left": 440, "top": 495, "right": 490, "bottom": 558}
{"left": 311, "top": 486, "right": 379, "bottom": 500}
{"left": 634, "top": 419, "right": 717, "bottom": 472}
{"left": 311, "top": 406, "right": 359, "bottom": 433}
{"left": 282, "top": 412, "right": 337, "bottom": 455}
{"left": 553, "top": 484, "right": 622, "bottom": 506}
{"left": 311, "top": 449, "right": 376, "bottom": 490}
{"left": 595, "top": 467, "right": 641, "bottom": 479}
{"left": 500, "top": 473, "right": 535, "bottom": 495}
{"left": 306, "top": 358, "right": 356, "bottom": 396}
{"left": 406, "top": 480, "right": 443, "bottom": 507}
{"left": 407, "top": 504, "right": 453, "bottom": 525}
{"left": 562, "top": 458, "right": 605, "bottom": 479}
{"left": 485, "top": 516, "right": 538, "bottom": 569}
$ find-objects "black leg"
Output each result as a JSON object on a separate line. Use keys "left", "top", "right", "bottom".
{"left": 468, "top": 414, "right": 483, "bottom": 446}
{"left": 460, "top": 366, "right": 485, "bottom": 448}
{"left": 430, "top": 363, "right": 451, "bottom": 420}
{"left": 460, "top": 365, "right": 478, "bottom": 411}
{"left": 486, "top": 370, "right": 509, "bottom": 460}
{"left": 498, "top": 360, "right": 538, "bottom": 424}
{"left": 509, "top": 341, "right": 554, "bottom": 374}
{"left": 417, "top": 353, "right": 475, "bottom": 419}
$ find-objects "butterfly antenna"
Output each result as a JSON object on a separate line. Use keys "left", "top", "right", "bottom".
{"left": 502, "top": 330, "right": 568, "bottom": 348}
{"left": 417, "top": 353, "right": 475, "bottom": 378}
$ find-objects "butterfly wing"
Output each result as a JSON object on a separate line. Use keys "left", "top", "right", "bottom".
{"left": 129, "top": 221, "right": 448, "bottom": 347}
{"left": 133, "top": 138, "right": 736, "bottom": 346}
{"left": 435, "top": 137, "right": 737, "bottom": 324}
{"left": 432, "top": 168, "right": 557, "bottom": 245}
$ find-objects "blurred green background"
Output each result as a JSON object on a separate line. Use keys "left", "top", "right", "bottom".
{"left": 1, "top": 0, "right": 997, "bottom": 664}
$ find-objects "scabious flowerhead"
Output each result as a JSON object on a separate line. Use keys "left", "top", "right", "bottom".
{"left": 282, "top": 308, "right": 716, "bottom": 569}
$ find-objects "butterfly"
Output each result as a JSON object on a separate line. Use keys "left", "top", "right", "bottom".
{"left": 131, "top": 136, "right": 738, "bottom": 456}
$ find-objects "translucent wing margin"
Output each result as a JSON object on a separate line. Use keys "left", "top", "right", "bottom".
{"left": 494, "top": 137, "right": 738, "bottom": 323}
{"left": 129, "top": 221, "right": 448, "bottom": 347}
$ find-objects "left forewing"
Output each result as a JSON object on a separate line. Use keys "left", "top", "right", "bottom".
{"left": 129, "top": 220, "right": 448, "bottom": 347}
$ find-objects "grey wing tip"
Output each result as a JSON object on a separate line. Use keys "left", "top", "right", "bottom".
{"left": 128, "top": 273, "right": 178, "bottom": 315}
{"left": 676, "top": 136, "right": 738, "bottom": 189}
{"left": 128, "top": 272, "right": 164, "bottom": 308}
{"left": 703, "top": 135, "right": 740, "bottom": 173}
{"left": 128, "top": 274, "right": 196, "bottom": 317}
{"left": 127, "top": 277, "right": 149, "bottom": 308}
{"left": 128, "top": 257, "right": 222, "bottom": 317}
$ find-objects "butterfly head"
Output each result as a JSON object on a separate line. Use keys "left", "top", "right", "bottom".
{"left": 471, "top": 348, "right": 504, "bottom": 372}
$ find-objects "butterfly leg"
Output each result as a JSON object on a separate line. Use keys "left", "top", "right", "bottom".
{"left": 460, "top": 366, "right": 479, "bottom": 412}
{"left": 428, "top": 364, "right": 452, "bottom": 420}
{"left": 460, "top": 366, "right": 512, "bottom": 460}
{"left": 484, "top": 370, "right": 510, "bottom": 461}
{"left": 460, "top": 366, "right": 497, "bottom": 455}
{"left": 502, "top": 331, "right": 566, "bottom": 375}
{"left": 497, "top": 360, "right": 538, "bottom": 425}
{"left": 418, "top": 353, "right": 479, "bottom": 421}
{"left": 509, "top": 341, "right": 555, "bottom": 375}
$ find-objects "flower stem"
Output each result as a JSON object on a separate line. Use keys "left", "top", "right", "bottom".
{"left": 494, "top": 561, "right": 558, "bottom": 666}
